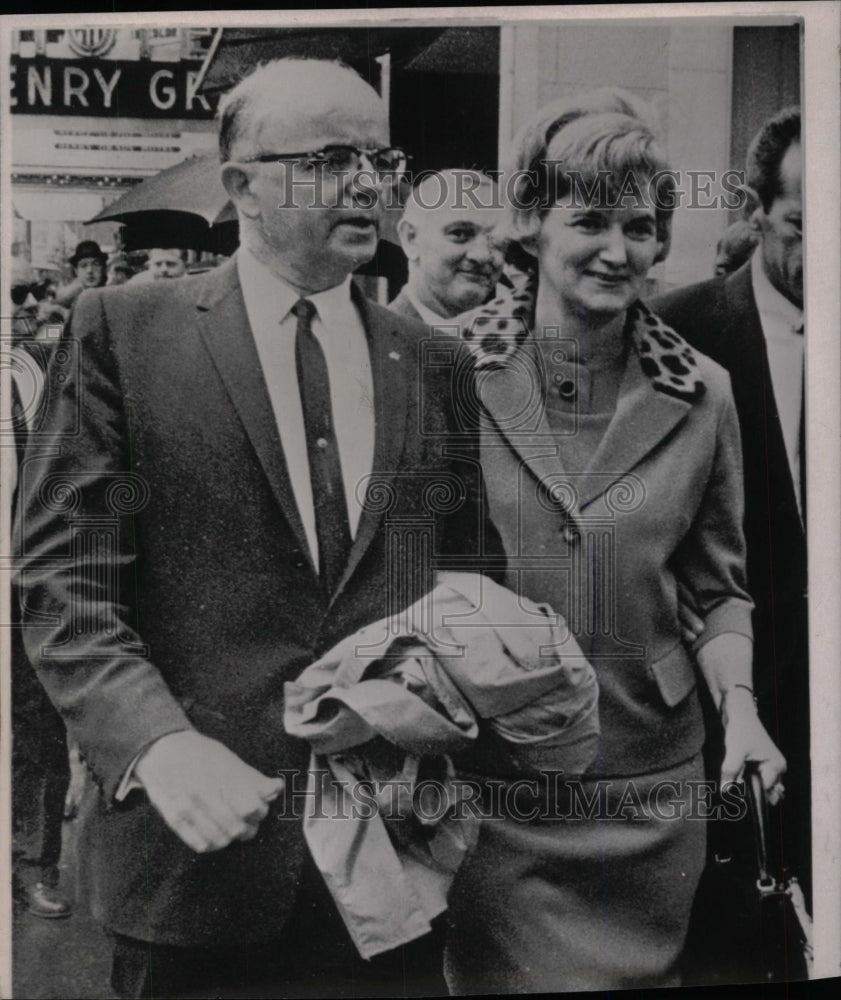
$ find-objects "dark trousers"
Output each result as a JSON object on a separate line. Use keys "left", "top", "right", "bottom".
{"left": 110, "top": 859, "right": 448, "bottom": 999}
{"left": 11, "top": 622, "right": 71, "bottom": 886}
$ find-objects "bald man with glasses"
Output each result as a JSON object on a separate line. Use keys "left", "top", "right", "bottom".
{"left": 16, "top": 58, "right": 496, "bottom": 998}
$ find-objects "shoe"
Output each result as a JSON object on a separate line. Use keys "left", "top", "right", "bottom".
{"left": 24, "top": 882, "right": 72, "bottom": 919}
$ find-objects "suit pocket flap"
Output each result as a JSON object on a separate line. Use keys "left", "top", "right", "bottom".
{"left": 649, "top": 643, "right": 697, "bottom": 708}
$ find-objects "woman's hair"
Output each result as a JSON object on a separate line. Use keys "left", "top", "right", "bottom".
{"left": 504, "top": 88, "right": 675, "bottom": 252}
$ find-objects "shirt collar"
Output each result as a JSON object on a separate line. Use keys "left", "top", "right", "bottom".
{"left": 307, "top": 274, "right": 355, "bottom": 332}
{"left": 750, "top": 247, "right": 803, "bottom": 332}
{"left": 405, "top": 284, "right": 449, "bottom": 325}
{"left": 237, "top": 243, "right": 355, "bottom": 334}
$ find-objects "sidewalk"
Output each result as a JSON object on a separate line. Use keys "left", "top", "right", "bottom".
{"left": 13, "top": 815, "right": 113, "bottom": 999}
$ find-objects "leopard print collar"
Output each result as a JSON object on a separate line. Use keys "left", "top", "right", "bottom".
{"left": 461, "top": 273, "right": 706, "bottom": 404}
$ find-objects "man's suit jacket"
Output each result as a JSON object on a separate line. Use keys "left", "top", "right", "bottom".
{"left": 654, "top": 264, "right": 810, "bottom": 889}
{"left": 14, "top": 257, "right": 495, "bottom": 947}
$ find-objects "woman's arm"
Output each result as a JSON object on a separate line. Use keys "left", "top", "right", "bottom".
{"left": 695, "top": 632, "right": 786, "bottom": 803}
{"left": 674, "top": 379, "right": 786, "bottom": 801}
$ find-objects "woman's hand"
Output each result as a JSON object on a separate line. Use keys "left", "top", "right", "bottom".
{"left": 676, "top": 581, "right": 705, "bottom": 644}
{"left": 695, "top": 632, "right": 787, "bottom": 806}
{"left": 719, "top": 686, "right": 787, "bottom": 806}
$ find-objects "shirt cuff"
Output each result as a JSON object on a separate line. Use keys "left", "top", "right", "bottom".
{"left": 115, "top": 750, "right": 145, "bottom": 801}
{"left": 114, "top": 727, "right": 192, "bottom": 801}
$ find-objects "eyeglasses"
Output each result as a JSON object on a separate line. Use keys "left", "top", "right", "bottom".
{"left": 11, "top": 280, "right": 53, "bottom": 307}
{"left": 240, "top": 145, "right": 410, "bottom": 178}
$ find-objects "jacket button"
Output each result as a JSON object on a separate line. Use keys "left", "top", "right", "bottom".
{"left": 290, "top": 550, "right": 307, "bottom": 569}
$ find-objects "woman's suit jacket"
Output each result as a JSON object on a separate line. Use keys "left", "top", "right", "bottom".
{"left": 461, "top": 298, "right": 754, "bottom": 776}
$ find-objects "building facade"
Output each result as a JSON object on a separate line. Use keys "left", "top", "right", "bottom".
{"left": 10, "top": 26, "right": 218, "bottom": 272}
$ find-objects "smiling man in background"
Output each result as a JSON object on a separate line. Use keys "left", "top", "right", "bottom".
{"left": 390, "top": 169, "right": 506, "bottom": 321}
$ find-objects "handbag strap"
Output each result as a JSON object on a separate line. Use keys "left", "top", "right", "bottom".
{"left": 745, "top": 763, "right": 776, "bottom": 891}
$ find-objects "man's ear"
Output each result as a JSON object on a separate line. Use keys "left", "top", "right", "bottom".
{"left": 396, "top": 218, "right": 419, "bottom": 261}
{"left": 517, "top": 233, "right": 539, "bottom": 259}
{"left": 742, "top": 185, "right": 764, "bottom": 232}
{"left": 221, "top": 163, "right": 260, "bottom": 220}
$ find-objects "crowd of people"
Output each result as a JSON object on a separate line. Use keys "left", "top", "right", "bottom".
{"left": 8, "top": 55, "right": 807, "bottom": 997}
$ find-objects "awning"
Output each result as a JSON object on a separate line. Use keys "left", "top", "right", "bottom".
{"left": 402, "top": 28, "right": 499, "bottom": 74}
{"left": 198, "top": 27, "right": 445, "bottom": 95}
{"left": 13, "top": 190, "right": 109, "bottom": 222}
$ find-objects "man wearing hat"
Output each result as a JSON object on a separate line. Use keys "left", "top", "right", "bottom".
{"left": 56, "top": 240, "right": 107, "bottom": 308}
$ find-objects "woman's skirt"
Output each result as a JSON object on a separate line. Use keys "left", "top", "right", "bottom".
{"left": 444, "top": 753, "right": 707, "bottom": 994}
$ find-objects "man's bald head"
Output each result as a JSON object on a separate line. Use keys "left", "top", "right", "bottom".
{"left": 218, "top": 59, "right": 386, "bottom": 163}
{"left": 398, "top": 170, "right": 505, "bottom": 318}
{"left": 402, "top": 169, "right": 499, "bottom": 225}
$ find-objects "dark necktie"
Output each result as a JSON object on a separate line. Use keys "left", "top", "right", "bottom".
{"left": 293, "top": 298, "right": 353, "bottom": 593}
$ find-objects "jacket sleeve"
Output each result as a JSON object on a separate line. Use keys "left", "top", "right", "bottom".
{"left": 13, "top": 289, "right": 192, "bottom": 800}
{"left": 673, "top": 379, "right": 755, "bottom": 653}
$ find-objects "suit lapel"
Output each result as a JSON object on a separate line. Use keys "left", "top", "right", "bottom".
{"left": 722, "top": 265, "right": 767, "bottom": 375}
{"left": 721, "top": 267, "right": 789, "bottom": 454}
{"left": 723, "top": 265, "right": 803, "bottom": 531}
{"left": 479, "top": 336, "right": 692, "bottom": 514}
{"left": 195, "top": 259, "right": 314, "bottom": 568}
{"left": 575, "top": 350, "right": 692, "bottom": 510}
{"left": 333, "top": 289, "right": 410, "bottom": 595}
{"left": 479, "top": 341, "right": 569, "bottom": 492}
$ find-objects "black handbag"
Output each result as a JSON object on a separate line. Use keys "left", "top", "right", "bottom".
{"left": 681, "top": 764, "right": 813, "bottom": 986}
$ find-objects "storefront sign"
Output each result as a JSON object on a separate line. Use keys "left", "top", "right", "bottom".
{"left": 10, "top": 57, "right": 217, "bottom": 118}
{"left": 66, "top": 28, "right": 119, "bottom": 58}
{"left": 14, "top": 123, "right": 218, "bottom": 176}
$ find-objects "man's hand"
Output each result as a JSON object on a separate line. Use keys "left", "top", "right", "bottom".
{"left": 677, "top": 581, "right": 705, "bottom": 644}
{"left": 720, "top": 687, "right": 787, "bottom": 806}
{"left": 134, "top": 731, "right": 284, "bottom": 853}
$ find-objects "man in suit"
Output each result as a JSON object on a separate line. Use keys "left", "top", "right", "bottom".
{"left": 15, "top": 58, "right": 493, "bottom": 998}
{"left": 654, "top": 106, "right": 809, "bottom": 900}
{"left": 8, "top": 270, "right": 73, "bottom": 920}
{"left": 390, "top": 169, "right": 506, "bottom": 322}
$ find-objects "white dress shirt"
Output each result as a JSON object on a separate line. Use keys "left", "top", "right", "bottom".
{"left": 751, "top": 250, "right": 804, "bottom": 513}
{"left": 237, "top": 245, "right": 375, "bottom": 569}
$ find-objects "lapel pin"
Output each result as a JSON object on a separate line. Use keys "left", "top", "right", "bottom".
{"left": 389, "top": 351, "right": 401, "bottom": 361}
